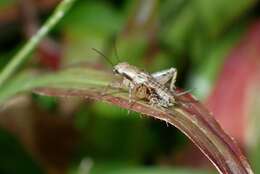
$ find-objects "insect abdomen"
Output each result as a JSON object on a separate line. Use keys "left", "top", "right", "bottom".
{"left": 146, "top": 80, "right": 175, "bottom": 107}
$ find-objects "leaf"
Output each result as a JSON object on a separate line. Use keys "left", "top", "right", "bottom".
{"left": 0, "top": 67, "right": 254, "bottom": 174}
{"left": 206, "top": 21, "right": 260, "bottom": 144}
{"left": 0, "top": 68, "right": 112, "bottom": 104}
{"left": 205, "top": 21, "right": 260, "bottom": 173}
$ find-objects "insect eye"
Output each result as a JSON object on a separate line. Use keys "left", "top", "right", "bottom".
{"left": 113, "top": 69, "right": 119, "bottom": 74}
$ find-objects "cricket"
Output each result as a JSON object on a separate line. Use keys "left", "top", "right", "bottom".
{"left": 92, "top": 48, "right": 188, "bottom": 108}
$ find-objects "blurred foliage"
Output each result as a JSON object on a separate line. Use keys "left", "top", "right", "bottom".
{"left": 0, "top": 0, "right": 15, "bottom": 6}
{"left": 59, "top": 1, "right": 123, "bottom": 65}
{"left": 0, "top": 0, "right": 259, "bottom": 173}
{"left": 160, "top": 0, "right": 255, "bottom": 97}
{"left": 0, "top": 129, "right": 43, "bottom": 174}
{"left": 71, "top": 164, "right": 216, "bottom": 174}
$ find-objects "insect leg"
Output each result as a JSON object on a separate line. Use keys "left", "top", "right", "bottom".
{"left": 151, "top": 68, "right": 177, "bottom": 91}
{"left": 149, "top": 96, "right": 159, "bottom": 107}
{"left": 127, "top": 84, "right": 145, "bottom": 114}
{"left": 175, "top": 88, "right": 194, "bottom": 96}
{"left": 128, "top": 86, "right": 134, "bottom": 103}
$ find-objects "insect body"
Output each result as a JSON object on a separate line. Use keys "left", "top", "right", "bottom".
{"left": 113, "top": 62, "right": 178, "bottom": 108}
{"left": 91, "top": 48, "right": 181, "bottom": 108}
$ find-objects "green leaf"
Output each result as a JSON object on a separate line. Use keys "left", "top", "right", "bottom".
{"left": 0, "top": 68, "right": 112, "bottom": 104}
{"left": 0, "top": 67, "right": 253, "bottom": 174}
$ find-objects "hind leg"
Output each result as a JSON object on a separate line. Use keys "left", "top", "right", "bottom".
{"left": 152, "top": 68, "right": 177, "bottom": 91}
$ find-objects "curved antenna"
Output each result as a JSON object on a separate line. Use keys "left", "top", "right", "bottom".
{"left": 113, "top": 40, "right": 121, "bottom": 63}
{"left": 92, "top": 48, "right": 114, "bottom": 67}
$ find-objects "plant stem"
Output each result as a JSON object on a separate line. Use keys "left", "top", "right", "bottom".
{"left": 0, "top": 0, "right": 76, "bottom": 88}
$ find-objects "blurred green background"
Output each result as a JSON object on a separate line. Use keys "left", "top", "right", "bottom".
{"left": 0, "top": 0, "right": 260, "bottom": 173}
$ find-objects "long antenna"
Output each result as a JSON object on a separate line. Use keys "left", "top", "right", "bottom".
{"left": 92, "top": 48, "right": 114, "bottom": 67}
{"left": 113, "top": 39, "right": 120, "bottom": 63}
